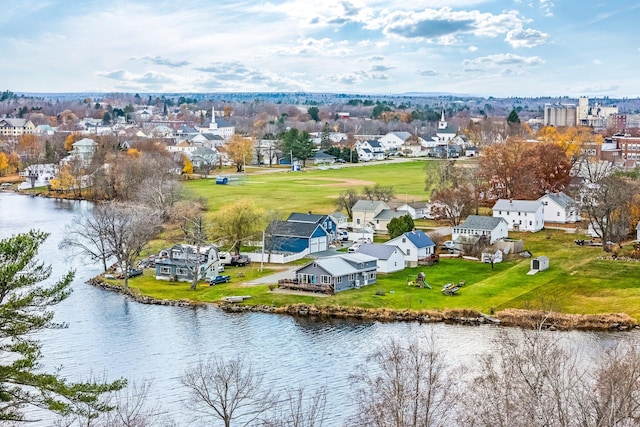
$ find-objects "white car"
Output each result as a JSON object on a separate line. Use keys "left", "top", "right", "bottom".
{"left": 348, "top": 243, "right": 361, "bottom": 253}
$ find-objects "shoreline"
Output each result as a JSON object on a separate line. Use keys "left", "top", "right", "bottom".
{"left": 87, "top": 278, "right": 638, "bottom": 332}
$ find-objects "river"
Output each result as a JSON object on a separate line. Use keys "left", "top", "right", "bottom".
{"left": 0, "top": 192, "right": 637, "bottom": 426}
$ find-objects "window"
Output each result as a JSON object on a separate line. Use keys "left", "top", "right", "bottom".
{"left": 499, "top": 210, "right": 502, "bottom": 215}
{"left": 402, "top": 237, "right": 406, "bottom": 243}
{"left": 349, "top": 274, "right": 355, "bottom": 281}
{"left": 529, "top": 221, "right": 532, "bottom": 226}
{"left": 518, "top": 212, "right": 521, "bottom": 216}
{"left": 557, "top": 212, "right": 560, "bottom": 217}
{"left": 406, "top": 249, "right": 411, "bottom": 255}
{"left": 369, "top": 272, "right": 376, "bottom": 280}
{"left": 176, "top": 268, "right": 188, "bottom": 275}
{"left": 321, "top": 275, "right": 331, "bottom": 284}
{"left": 337, "top": 276, "right": 342, "bottom": 283}
{"left": 356, "top": 218, "right": 361, "bottom": 225}
{"left": 160, "top": 267, "right": 171, "bottom": 274}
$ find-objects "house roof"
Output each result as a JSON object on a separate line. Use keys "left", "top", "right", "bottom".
{"left": 374, "top": 209, "right": 409, "bottom": 220}
{"left": 539, "top": 192, "right": 576, "bottom": 209}
{"left": 391, "top": 131, "right": 411, "bottom": 141}
{"left": 313, "top": 150, "right": 336, "bottom": 160}
{"left": 367, "top": 140, "right": 382, "bottom": 148}
{"left": 300, "top": 253, "right": 376, "bottom": 277}
{"left": 403, "top": 230, "right": 435, "bottom": 248}
{"left": 458, "top": 215, "right": 506, "bottom": 231}
{"left": 493, "top": 199, "right": 542, "bottom": 212}
{"left": 287, "top": 212, "right": 329, "bottom": 224}
{"left": 356, "top": 243, "right": 400, "bottom": 260}
{"left": 353, "top": 200, "right": 388, "bottom": 212}
{"left": 266, "top": 220, "right": 323, "bottom": 238}
{"left": 73, "top": 138, "right": 97, "bottom": 147}
{"left": 330, "top": 211, "right": 347, "bottom": 221}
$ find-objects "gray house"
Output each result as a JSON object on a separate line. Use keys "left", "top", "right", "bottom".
{"left": 289, "top": 253, "right": 378, "bottom": 294}
{"left": 155, "top": 244, "right": 220, "bottom": 282}
{"left": 354, "top": 243, "right": 405, "bottom": 273}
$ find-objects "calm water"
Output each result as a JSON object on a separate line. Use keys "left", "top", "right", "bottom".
{"left": 0, "top": 192, "right": 636, "bottom": 426}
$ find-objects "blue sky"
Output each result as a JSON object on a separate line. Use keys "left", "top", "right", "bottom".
{"left": 2, "top": 0, "right": 639, "bottom": 97}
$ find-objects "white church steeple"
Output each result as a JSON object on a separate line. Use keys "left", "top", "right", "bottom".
{"left": 438, "top": 107, "right": 447, "bottom": 130}
{"left": 209, "top": 106, "right": 218, "bottom": 130}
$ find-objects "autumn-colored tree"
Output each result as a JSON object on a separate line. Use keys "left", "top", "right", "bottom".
{"left": 17, "top": 134, "right": 41, "bottom": 163}
{"left": 226, "top": 134, "right": 255, "bottom": 173}
{"left": 7, "top": 152, "right": 20, "bottom": 173}
{"left": 127, "top": 148, "right": 142, "bottom": 158}
{"left": 182, "top": 154, "right": 193, "bottom": 175}
{"left": 478, "top": 138, "right": 535, "bottom": 200}
{"left": 536, "top": 126, "right": 603, "bottom": 166}
{"left": 49, "top": 164, "right": 76, "bottom": 193}
{"left": 64, "top": 132, "right": 82, "bottom": 151}
{"left": 530, "top": 142, "right": 572, "bottom": 194}
{"left": 0, "top": 152, "right": 8, "bottom": 176}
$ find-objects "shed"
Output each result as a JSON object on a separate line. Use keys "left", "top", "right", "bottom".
{"left": 215, "top": 176, "right": 229, "bottom": 185}
{"left": 529, "top": 256, "right": 549, "bottom": 274}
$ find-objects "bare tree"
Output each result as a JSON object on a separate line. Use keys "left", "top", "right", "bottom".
{"left": 363, "top": 183, "right": 395, "bottom": 202}
{"left": 349, "top": 334, "right": 457, "bottom": 427}
{"left": 181, "top": 356, "right": 275, "bottom": 427}
{"left": 582, "top": 175, "right": 639, "bottom": 246}
{"left": 60, "top": 205, "right": 113, "bottom": 272}
{"left": 461, "top": 322, "right": 584, "bottom": 427}
{"left": 170, "top": 200, "right": 210, "bottom": 290}
{"left": 334, "top": 188, "right": 359, "bottom": 219}
{"left": 262, "top": 387, "right": 327, "bottom": 427}
{"left": 100, "top": 203, "right": 162, "bottom": 290}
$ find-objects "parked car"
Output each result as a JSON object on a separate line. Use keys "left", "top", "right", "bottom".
{"left": 348, "top": 243, "right": 361, "bottom": 253}
{"left": 116, "top": 268, "right": 143, "bottom": 279}
{"left": 229, "top": 255, "right": 250, "bottom": 266}
{"left": 337, "top": 230, "right": 349, "bottom": 241}
{"left": 0, "top": 183, "right": 12, "bottom": 189}
{"left": 443, "top": 240, "right": 455, "bottom": 250}
{"left": 209, "top": 275, "right": 231, "bottom": 285}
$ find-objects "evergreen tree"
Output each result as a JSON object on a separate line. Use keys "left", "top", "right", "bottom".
{"left": 0, "top": 230, "right": 125, "bottom": 422}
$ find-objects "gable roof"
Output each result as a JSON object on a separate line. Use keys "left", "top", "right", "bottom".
{"left": 287, "top": 212, "right": 329, "bottom": 224}
{"left": 300, "top": 253, "right": 376, "bottom": 277}
{"left": 493, "top": 199, "right": 542, "bottom": 212}
{"left": 539, "top": 192, "right": 576, "bottom": 209}
{"left": 266, "top": 220, "right": 324, "bottom": 238}
{"left": 458, "top": 215, "right": 506, "bottom": 230}
{"left": 403, "top": 230, "right": 435, "bottom": 248}
{"left": 374, "top": 209, "right": 409, "bottom": 220}
{"left": 352, "top": 200, "right": 389, "bottom": 212}
{"left": 356, "top": 243, "right": 401, "bottom": 260}
{"left": 391, "top": 131, "right": 411, "bottom": 141}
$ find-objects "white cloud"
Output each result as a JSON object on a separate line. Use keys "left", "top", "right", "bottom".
{"left": 505, "top": 28, "right": 549, "bottom": 48}
{"left": 462, "top": 53, "right": 545, "bottom": 74}
{"left": 593, "top": 59, "right": 602, "bottom": 65}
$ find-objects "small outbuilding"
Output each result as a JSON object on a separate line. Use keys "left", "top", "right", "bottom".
{"left": 529, "top": 256, "right": 549, "bottom": 275}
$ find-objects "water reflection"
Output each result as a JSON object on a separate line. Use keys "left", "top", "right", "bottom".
{"left": 1, "top": 192, "right": 639, "bottom": 426}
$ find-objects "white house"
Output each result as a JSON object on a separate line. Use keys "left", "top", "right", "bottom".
{"left": 538, "top": 192, "right": 581, "bottom": 224}
{"left": 70, "top": 138, "right": 98, "bottom": 163}
{"left": 351, "top": 200, "right": 389, "bottom": 229}
{"left": 384, "top": 230, "right": 436, "bottom": 267}
{"left": 452, "top": 215, "right": 508, "bottom": 244}
{"left": 492, "top": 199, "right": 544, "bottom": 232}
{"left": 355, "top": 243, "right": 405, "bottom": 273}
{"left": 378, "top": 131, "right": 412, "bottom": 153}
{"left": 393, "top": 201, "right": 431, "bottom": 220}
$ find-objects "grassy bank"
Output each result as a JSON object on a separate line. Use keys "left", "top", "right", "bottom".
{"left": 97, "top": 160, "right": 640, "bottom": 323}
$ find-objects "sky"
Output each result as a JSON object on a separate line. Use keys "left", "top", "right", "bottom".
{"left": 2, "top": 0, "right": 639, "bottom": 97}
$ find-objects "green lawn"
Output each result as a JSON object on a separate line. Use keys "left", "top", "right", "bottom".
{"left": 117, "top": 160, "right": 640, "bottom": 320}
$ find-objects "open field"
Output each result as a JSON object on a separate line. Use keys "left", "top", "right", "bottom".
{"left": 111, "top": 160, "right": 640, "bottom": 322}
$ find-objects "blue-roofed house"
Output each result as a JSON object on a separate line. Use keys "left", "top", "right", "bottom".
{"left": 265, "top": 220, "right": 329, "bottom": 255}
{"left": 286, "top": 212, "right": 338, "bottom": 241}
{"left": 354, "top": 243, "right": 405, "bottom": 273}
{"left": 385, "top": 230, "right": 436, "bottom": 267}
{"left": 538, "top": 192, "right": 581, "bottom": 224}
{"left": 287, "top": 253, "right": 378, "bottom": 293}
